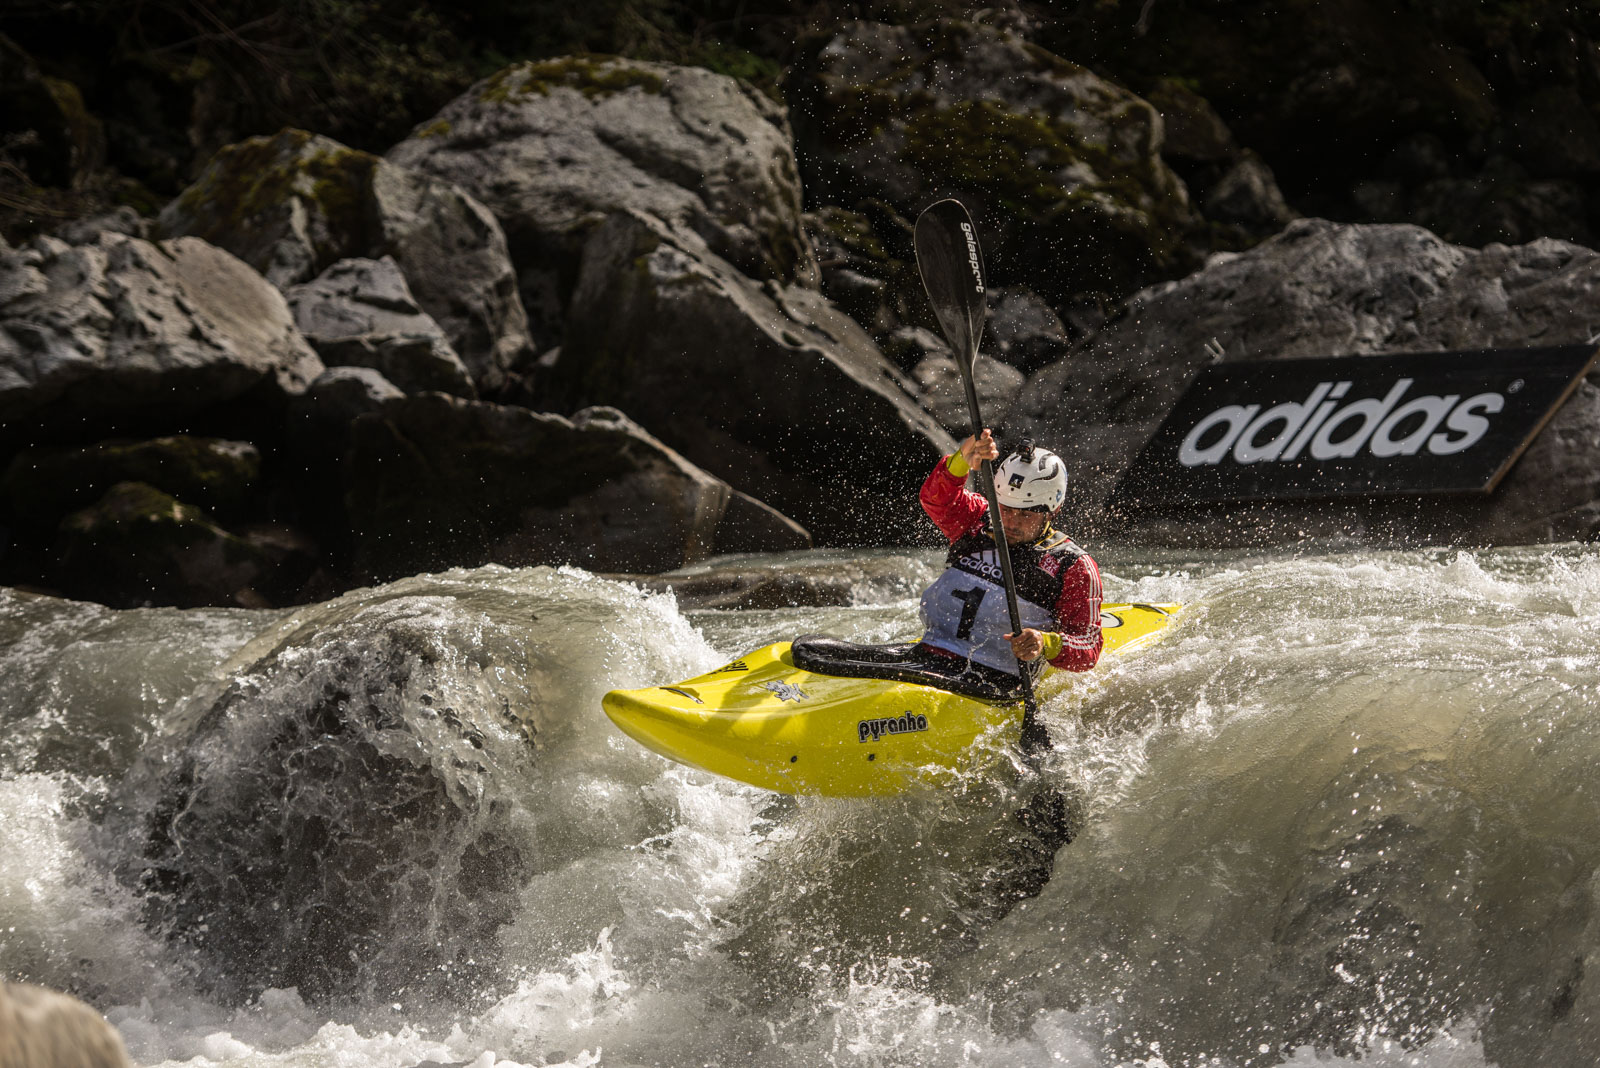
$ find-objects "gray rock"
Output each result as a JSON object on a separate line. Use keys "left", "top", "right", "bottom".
{"left": 882, "top": 326, "right": 951, "bottom": 371}
{"left": 157, "top": 129, "right": 532, "bottom": 392}
{"left": 386, "top": 56, "right": 817, "bottom": 342}
{"left": 295, "top": 366, "right": 405, "bottom": 424}
{"left": 800, "top": 19, "right": 1197, "bottom": 302}
{"left": 344, "top": 393, "right": 811, "bottom": 580}
{"left": 555, "top": 211, "right": 955, "bottom": 544}
{"left": 1146, "top": 80, "right": 1298, "bottom": 242}
{"left": 911, "top": 353, "right": 1025, "bottom": 437}
{"left": 1010, "top": 218, "right": 1600, "bottom": 545}
{"left": 0, "top": 981, "right": 130, "bottom": 1068}
{"left": 1146, "top": 79, "right": 1237, "bottom": 166}
{"left": 0, "top": 233, "right": 322, "bottom": 437}
{"left": 53, "top": 206, "right": 151, "bottom": 244}
{"left": 1408, "top": 171, "right": 1593, "bottom": 249}
{"left": 287, "top": 257, "right": 476, "bottom": 397}
{"left": 985, "top": 287, "right": 1072, "bottom": 372}
{"left": 1204, "top": 152, "right": 1297, "bottom": 230}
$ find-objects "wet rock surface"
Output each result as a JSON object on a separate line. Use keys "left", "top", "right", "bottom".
{"left": 128, "top": 592, "right": 544, "bottom": 1004}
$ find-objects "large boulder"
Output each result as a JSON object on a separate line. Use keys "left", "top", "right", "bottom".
{"left": 344, "top": 395, "right": 811, "bottom": 581}
{"left": 157, "top": 129, "right": 532, "bottom": 393}
{"left": 794, "top": 19, "right": 1199, "bottom": 304}
{"left": 286, "top": 257, "right": 476, "bottom": 398}
{"left": 554, "top": 211, "right": 955, "bottom": 544}
{"left": 1009, "top": 218, "right": 1600, "bottom": 545}
{"left": 386, "top": 56, "right": 817, "bottom": 344}
{"left": 0, "top": 233, "right": 322, "bottom": 444}
{"left": 128, "top": 589, "right": 545, "bottom": 1003}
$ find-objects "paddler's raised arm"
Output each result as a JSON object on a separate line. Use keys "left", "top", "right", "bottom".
{"left": 921, "top": 429, "right": 1001, "bottom": 540}
{"left": 943, "top": 428, "right": 1000, "bottom": 477}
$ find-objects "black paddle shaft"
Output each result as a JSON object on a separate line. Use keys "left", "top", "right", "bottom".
{"left": 914, "top": 199, "right": 1044, "bottom": 741}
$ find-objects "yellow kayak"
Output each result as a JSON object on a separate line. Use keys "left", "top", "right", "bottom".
{"left": 602, "top": 603, "right": 1179, "bottom": 796}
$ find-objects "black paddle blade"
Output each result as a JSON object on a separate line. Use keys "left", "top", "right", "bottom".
{"left": 914, "top": 199, "right": 988, "bottom": 368}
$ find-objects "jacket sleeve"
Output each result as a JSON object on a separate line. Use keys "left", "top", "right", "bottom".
{"left": 920, "top": 455, "right": 988, "bottom": 542}
{"left": 1048, "top": 552, "right": 1103, "bottom": 672}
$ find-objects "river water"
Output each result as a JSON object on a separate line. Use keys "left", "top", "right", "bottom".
{"left": 2, "top": 542, "right": 1598, "bottom": 1068}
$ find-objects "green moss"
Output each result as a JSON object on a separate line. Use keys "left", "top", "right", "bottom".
{"left": 902, "top": 102, "right": 1099, "bottom": 217}
{"left": 176, "top": 129, "right": 379, "bottom": 264}
{"left": 478, "top": 56, "right": 665, "bottom": 105}
{"left": 415, "top": 119, "right": 452, "bottom": 139}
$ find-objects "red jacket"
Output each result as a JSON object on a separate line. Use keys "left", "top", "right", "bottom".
{"left": 920, "top": 457, "right": 1103, "bottom": 672}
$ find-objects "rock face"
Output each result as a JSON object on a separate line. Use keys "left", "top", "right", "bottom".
{"left": 0, "top": 233, "right": 322, "bottom": 442}
{"left": 157, "top": 129, "right": 532, "bottom": 393}
{"left": 797, "top": 19, "right": 1198, "bottom": 303}
{"left": 985, "top": 287, "right": 1074, "bottom": 372}
{"left": 555, "top": 211, "right": 955, "bottom": 544}
{"left": 911, "top": 353, "right": 1025, "bottom": 438}
{"left": 287, "top": 257, "right": 476, "bottom": 398}
{"left": 387, "top": 56, "right": 817, "bottom": 344}
{"left": 0, "top": 982, "right": 131, "bottom": 1068}
{"left": 344, "top": 395, "right": 811, "bottom": 581}
{"left": 1009, "top": 218, "right": 1600, "bottom": 545}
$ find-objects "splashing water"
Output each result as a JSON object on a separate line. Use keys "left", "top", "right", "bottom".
{"left": 3, "top": 545, "right": 1599, "bottom": 1067}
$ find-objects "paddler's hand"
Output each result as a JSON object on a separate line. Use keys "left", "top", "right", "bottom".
{"left": 1005, "top": 628, "right": 1047, "bottom": 662}
{"left": 958, "top": 428, "right": 1000, "bottom": 470}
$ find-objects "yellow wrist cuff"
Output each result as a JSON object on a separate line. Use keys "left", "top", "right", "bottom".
{"left": 1039, "top": 632, "right": 1063, "bottom": 661}
{"left": 946, "top": 451, "right": 970, "bottom": 477}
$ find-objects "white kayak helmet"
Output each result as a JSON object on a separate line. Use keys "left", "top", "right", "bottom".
{"left": 994, "top": 441, "right": 1067, "bottom": 512}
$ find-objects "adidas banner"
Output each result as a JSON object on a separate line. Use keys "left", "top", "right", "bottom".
{"left": 1113, "top": 345, "right": 1598, "bottom": 505}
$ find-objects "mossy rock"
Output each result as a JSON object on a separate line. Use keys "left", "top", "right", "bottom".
{"left": 53, "top": 481, "right": 273, "bottom": 608}
{"left": 476, "top": 56, "right": 666, "bottom": 104}
{"left": 3, "top": 435, "right": 261, "bottom": 530}
{"left": 797, "top": 19, "right": 1199, "bottom": 304}
{"left": 159, "top": 128, "right": 380, "bottom": 286}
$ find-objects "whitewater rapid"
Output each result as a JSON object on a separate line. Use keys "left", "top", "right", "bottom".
{"left": 2, "top": 543, "right": 1599, "bottom": 1067}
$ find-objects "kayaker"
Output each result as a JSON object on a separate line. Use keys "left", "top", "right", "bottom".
{"left": 916, "top": 428, "right": 1103, "bottom": 683}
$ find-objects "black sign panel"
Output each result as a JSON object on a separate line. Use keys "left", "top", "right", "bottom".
{"left": 1113, "top": 345, "right": 1598, "bottom": 505}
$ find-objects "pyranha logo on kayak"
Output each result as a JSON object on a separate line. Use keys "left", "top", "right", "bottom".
{"left": 761, "top": 681, "right": 808, "bottom": 702}
{"left": 1179, "top": 378, "right": 1504, "bottom": 467}
{"left": 857, "top": 711, "right": 930, "bottom": 742}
